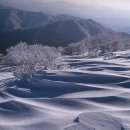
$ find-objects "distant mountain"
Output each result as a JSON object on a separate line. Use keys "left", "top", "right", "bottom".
{"left": 1, "top": 2, "right": 130, "bottom": 32}
{"left": 0, "top": 7, "right": 57, "bottom": 31}
{"left": 0, "top": 6, "right": 129, "bottom": 52}
{"left": 0, "top": 19, "right": 116, "bottom": 52}
{"left": 121, "top": 27, "right": 130, "bottom": 34}
{"left": 0, "top": 5, "right": 86, "bottom": 32}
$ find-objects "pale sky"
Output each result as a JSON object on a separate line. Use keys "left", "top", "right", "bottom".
{"left": 74, "top": 0, "right": 130, "bottom": 10}
{"left": 0, "top": 0, "right": 130, "bottom": 11}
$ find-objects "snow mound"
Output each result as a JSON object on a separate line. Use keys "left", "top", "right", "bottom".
{"left": 65, "top": 112, "right": 126, "bottom": 130}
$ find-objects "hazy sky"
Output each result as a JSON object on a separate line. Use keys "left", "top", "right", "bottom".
{"left": 0, "top": 0, "right": 130, "bottom": 11}
{"left": 68, "top": 0, "right": 130, "bottom": 11}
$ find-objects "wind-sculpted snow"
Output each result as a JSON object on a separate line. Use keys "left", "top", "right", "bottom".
{"left": 1, "top": 53, "right": 130, "bottom": 130}
{"left": 64, "top": 112, "right": 126, "bottom": 130}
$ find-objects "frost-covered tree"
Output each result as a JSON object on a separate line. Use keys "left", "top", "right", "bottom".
{"left": 3, "top": 42, "right": 65, "bottom": 79}
{"left": 82, "top": 32, "right": 126, "bottom": 58}
{"left": 57, "top": 46, "right": 64, "bottom": 54}
{"left": 65, "top": 42, "right": 87, "bottom": 55}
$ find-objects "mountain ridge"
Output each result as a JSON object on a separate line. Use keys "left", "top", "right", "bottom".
{"left": 0, "top": 5, "right": 130, "bottom": 52}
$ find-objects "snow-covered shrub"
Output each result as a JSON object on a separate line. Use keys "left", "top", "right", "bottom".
{"left": 87, "top": 50, "right": 98, "bottom": 58}
{"left": 3, "top": 42, "right": 65, "bottom": 79}
{"left": 65, "top": 42, "right": 87, "bottom": 55}
{"left": 57, "top": 46, "right": 64, "bottom": 54}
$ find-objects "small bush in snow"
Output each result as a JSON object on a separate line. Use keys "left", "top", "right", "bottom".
{"left": 3, "top": 42, "right": 65, "bottom": 79}
{"left": 64, "top": 42, "right": 87, "bottom": 55}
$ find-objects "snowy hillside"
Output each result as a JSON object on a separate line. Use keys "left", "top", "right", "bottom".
{"left": 1, "top": 51, "right": 130, "bottom": 129}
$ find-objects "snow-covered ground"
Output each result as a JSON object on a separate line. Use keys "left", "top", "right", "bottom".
{"left": 1, "top": 51, "right": 130, "bottom": 130}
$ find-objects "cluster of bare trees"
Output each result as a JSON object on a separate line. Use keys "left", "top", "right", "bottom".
{"left": 63, "top": 42, "right": 87, "bottom": 55}
{"left": 2, "top": 42, "right": 66, "bottom": 79}
{"left": 63, "top": 32, "right": 130, "bottom": 57}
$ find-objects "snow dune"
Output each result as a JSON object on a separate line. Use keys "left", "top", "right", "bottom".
{"left": 1, "top": 54, "right": 130, "bottom": 129}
